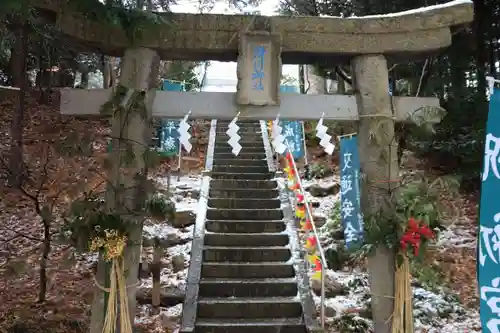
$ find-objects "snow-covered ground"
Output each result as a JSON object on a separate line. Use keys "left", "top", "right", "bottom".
{"left": 301, "top": 175, "right": 481, "bottom": 332}
{"left": 92, "top": 171, "right": 479, "bottom": 332}
{"left": 135, "top": 174, "right": 202, "bottom": 331}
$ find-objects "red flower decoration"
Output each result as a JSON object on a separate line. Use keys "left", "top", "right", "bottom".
{"left": 399, "top": 217, "right": 434, "bottom": 256}
{"left": 306, "top": 236, "right": 317, "bottom": 248}
{"left": 313, "top": 258, "right": 322, "bottom": 271}
{"left": 296, "top": 193, "right": 304, "bottom": 203}
{"left": 407, "top": 217, "right": 419, "bottom": 232}
{"left": 418, "top": 225, "right": 434, "bottom": 239}
{"left": 301, "top": 220, "right": 312, "bottom": 230}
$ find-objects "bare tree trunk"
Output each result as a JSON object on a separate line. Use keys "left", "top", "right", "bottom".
{"left": 38, "top": 218, "right": 51, "bottom": 302}
{"left": 8, "top": 22, "right": 28, "bottom": 188}
{"left": 337, "top": 74, "right": 346, "bottom": 94}
{"left": 81, "top": 71, "right": 89, "bottom": 88}
{"left": 110, "top": 57, "right": 117, "bottom": 87}
{"left": 298, "top": 65, "right": 305, "bottom": 94}
{"left": 304, "top": 65, "right": 325, "bottom": 94}
{"left": 102, "top": 55, "right": 111, "bottom": 88}
{"left": 151, "top": 243, "right": 162, "bottom": 313}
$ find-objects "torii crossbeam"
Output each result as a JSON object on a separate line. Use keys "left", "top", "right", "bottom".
{"left": 59, "top": 88, "right": 440, "bottom": 122}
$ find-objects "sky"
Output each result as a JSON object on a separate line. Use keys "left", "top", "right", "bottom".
{"left": 169, "top": 0, "right": 300, "bottom": 91}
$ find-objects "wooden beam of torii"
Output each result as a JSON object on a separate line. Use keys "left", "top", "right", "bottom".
{"left": 59, "top": 89, "right": 441, "bottom": 122}
{"left": 30, "top": 0, "right": 473, "bottom": 63}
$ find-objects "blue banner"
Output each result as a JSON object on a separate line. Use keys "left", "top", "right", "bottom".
{"left": 160, "top": 120, "right": 180, "bottom": 155}
{"left": 280, "top": 84, "right": 299, "bottom": 93}
{"left": 339, "top": 136, "right": 363, "bottom": 250}
{"left": 163, "top": 80, "right": 184, "bottom": 92}
{"left": 478, "top": 88, "right": 500, "bottom": 333}
{"left": 280, "top": 85, "right": 305, "bottom": 159}
{"left": 281, "top": 121, "right": 304, "bottom": 159}
{"left": 156, "top": 81, "right": 184, "bottom": 156}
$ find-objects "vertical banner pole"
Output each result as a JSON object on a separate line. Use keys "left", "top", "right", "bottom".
{"left": 301, "top": 121, "right": 308, "bottom": 166}
{"left": 177, "top": 141, "right": 182, "bottom": 181}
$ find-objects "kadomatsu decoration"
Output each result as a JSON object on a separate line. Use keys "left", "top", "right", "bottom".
{"left": 89, "top": 228, "right": 133, "bottom": 333}
{"left": 358, "top": 176, "right": 456, "bottom": 333}
{"left": 392, "top": 216, "right": 435, "bottom": 333}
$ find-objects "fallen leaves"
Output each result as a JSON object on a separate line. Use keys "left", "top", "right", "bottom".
{"left": 0, "top": 89, "right": 208, "bottom": 333}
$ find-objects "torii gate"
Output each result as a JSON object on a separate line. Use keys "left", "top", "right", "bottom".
{"left": 31, "top": 0, "right": 473, "bottom": 332}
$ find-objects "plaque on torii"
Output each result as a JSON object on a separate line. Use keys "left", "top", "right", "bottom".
{"left": 235, "top": 32, "right": 282, "bottom": 106}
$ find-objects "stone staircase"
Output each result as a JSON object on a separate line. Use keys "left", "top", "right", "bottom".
{"left": 180, "top": 120, "right": 318, "bottom": 333}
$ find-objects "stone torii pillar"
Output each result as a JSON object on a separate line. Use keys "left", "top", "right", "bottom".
{"left": 352, "top": 55, "right": 399, "bottom": 333}
{"left": 89, "top": 48, "right": 160, "bottom": 333}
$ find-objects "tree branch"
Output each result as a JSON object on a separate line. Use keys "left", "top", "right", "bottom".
{"left": 0, "top": 226, "right": 43, "bottom": 243}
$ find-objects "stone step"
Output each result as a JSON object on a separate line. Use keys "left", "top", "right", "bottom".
{"left": 205, "top": 220, "right": 286, "bottom": 233}
{"left": 204, "top": 232, "right": 289, "bottom": 247}
{"left": 197, "top": 297, "right": 302, "bottom": 319}
{"left": 214, "top": 146, "right": 264, "bottom": 154}
{"left": 206, "top": 208, "right": 283, "bottom": 220}
{"left": 216, "top": 122, "right": 261, "bottom": 126}
{"left": 216, "top": 126, "right": 261, "bottom": 132}
{"left": 212, "top": 158, "right": 268, "bottom": 167}
{"left": 199, "top": 277, "right": 298, "bottom": 297}
{"left": 211, "top": 165, "right": 269, "bottom": 174}
{"left": 201, "top": 262, "right": 295, "bottom": 279}
{"left": 216, "top": 121, "right": 260, "bottom": 126}
{"left": 209, "top": 188, "right": 279, "bottom": 199}
{"left": 208, "top": 198, "right": 281, "bottom": 209}
{"left": 195, "top": 318, "right": 306, "bottom": 333}
{"left": 215, "top": 133, "right": 262, "bottom": 141}
{"left": 217, "top": 119, "right": 260, "bottom": 124}
{"left": 211, "top": 172, "right": 274, "bottom": 181}
{"left": 214, "top": 152, "right": 267, "bottom": 160}
{"left": 202, "top": 246, "right": 291, "bottom": 262}
{"left": 217, "top": 120, "right": 260, "bottom": 125}
{"left": 215, "top": 141, "right": 264, "bottom": 148}
{"left": 210, "top": 179, "right": 277, "bottom": 190}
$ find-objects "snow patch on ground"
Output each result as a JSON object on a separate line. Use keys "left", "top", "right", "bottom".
{"left": 302, "top": 175, "right": 340, "bottom": 222}
{"left": 436, "top": 217, "right": 476, "bottom": 249}
{"left": 143, "top": 223, "right": 190, "bottom": 240}
{"left": 135, "top": 303, "right": 183, "bottom": 332}
{"left": 155, "top": 174, "right": 201, "bottom": 212}
{"left": 136, "top": 174, "right": 201, "bottom": 328}
{"left": 303, "top": 175, "right": 481, "bottom": 332}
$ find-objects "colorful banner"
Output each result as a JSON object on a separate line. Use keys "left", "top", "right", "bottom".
{"left": 283, "top": 151, "right": 322, "bottom": 281}
{"left": 279, "top": 85, "right": 305, "bottom": 159}
{"left": 478, "top": 88, "right": 500, "bottom": 333}
{"left": 339, "top": 135, "right": 364, "bottom": 250}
